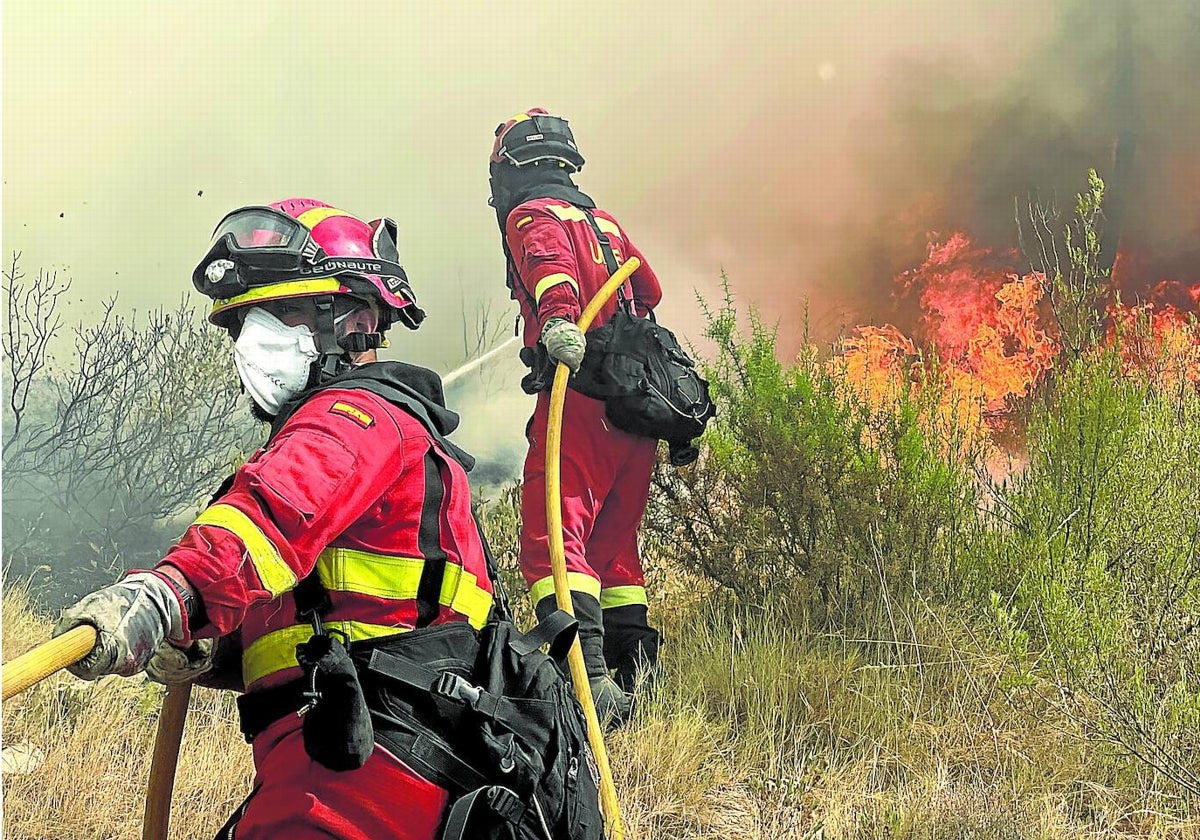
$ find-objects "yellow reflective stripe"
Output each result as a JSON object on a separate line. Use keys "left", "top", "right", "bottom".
{"left": 211, "top": 278, "right": 344, "bottom": 317}
{"left": 528, "top": 572, "right": 601, "bottom": 608}
{"left": 296, "top": 206, "right": 353, "bottom": 230}
{"left": 325, "top": 547, "right": 493, "bottom": 628}
{"left": 323, "top": 548, "right": 425, "bottom": 599}
{"left": 192, "top": 504, "right": 296, "bottom": 597}
{"left": 515, "top": 215, "right": 534, "bottom": 229}
{"left": 240, "top": 546, "right": 494, "bottom": 683}
{"left": 439, "top": 565, "right": 494, "bottom": 629}
{"left": 600, "top": 585, "right": 648, "bottom": 609}
{"left": 546, "top": 203, "right": 589, "bottom": 223}
{"left": 534, "top": 273, "right": 578, "bottom": 303}
{"left": 243, "top": 621, "right": 408, "bottom": 687}
{"left": 595, "top": 217, "right": 621, "bottom": 238}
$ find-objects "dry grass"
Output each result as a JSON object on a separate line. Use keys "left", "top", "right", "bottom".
{"left": 2, "top": 585, "right": 252, "bottom": 840}
{"left": 3, "top": 581, "right": 1199, "bottom": 839}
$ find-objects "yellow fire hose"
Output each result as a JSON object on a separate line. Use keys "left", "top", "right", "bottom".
{"left": 546, "top": 255, "right": 640, "bottom": 840}
{"left": 1, "top": 624, "right": 190, "bottom": 840}
{"left": 1, "top": 624, "right": 96, "bottom": 700}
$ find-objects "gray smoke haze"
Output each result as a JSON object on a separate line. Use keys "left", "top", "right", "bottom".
{"left": 4, "top": 1, "right": 1198, "bottom": 474}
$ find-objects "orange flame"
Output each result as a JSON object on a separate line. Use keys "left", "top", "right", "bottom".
{"left": 831, "top": 232, "right": 1198, "bottom": 462}
{"left": 1107, "top": 281, "right": 1200, "bottom": 387}
{"left": 836, "top": 233, "right": 1059, "bottom": 455}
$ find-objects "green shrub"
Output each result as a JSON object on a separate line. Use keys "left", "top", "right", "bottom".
{"left": 983, "top": 352, "right": 1200, "bottom": 794}
{"left": 646, "top": 284, "right": 980, "bottom": 632}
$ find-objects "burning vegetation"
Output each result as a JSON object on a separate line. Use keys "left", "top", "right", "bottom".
{"left": 836, "top": 209, "right": 1199, "bottom": 459}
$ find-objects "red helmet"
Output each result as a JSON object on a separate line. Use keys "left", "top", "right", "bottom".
{"left": 194, "top": 198, "right": 424, "bottom": 333}
{"left": 491, "top": 108, "right": 584, "bottom": 172}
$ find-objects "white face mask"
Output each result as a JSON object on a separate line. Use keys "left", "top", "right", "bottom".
{"left": 233, "top": 307, "right": 320, "bottom": 416}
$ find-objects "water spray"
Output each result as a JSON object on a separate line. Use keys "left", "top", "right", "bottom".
{"left": 442, "top": 335, "right": 520, "bottom": 387}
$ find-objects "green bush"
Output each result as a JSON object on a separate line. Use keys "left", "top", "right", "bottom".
{"left": 646, "top": 284, "right": 980, "bottom": 632}
{"left": 983, "top": 352, "right": 1200, "bottom": 794}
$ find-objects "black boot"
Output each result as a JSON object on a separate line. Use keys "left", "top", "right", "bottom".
{"left": 603, "top": 604, "right": 661, "bottom": 695}
{"left": 536, "top": 592, "right": 633, "bottom": 730}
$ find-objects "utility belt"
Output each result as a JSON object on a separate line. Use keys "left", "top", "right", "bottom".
{"left": 237, "top": 623, "right": 481, "bottom": 786}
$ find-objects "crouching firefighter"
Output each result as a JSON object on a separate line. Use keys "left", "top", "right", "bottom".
{"left": 490, "top": 109, "right": 714, "bottom": 730}
{"left": 51, "top": 198, "right": 603, "bottom": 840}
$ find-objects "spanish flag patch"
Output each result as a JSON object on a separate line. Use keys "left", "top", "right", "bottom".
{"left": 329, "top": 401, "right": 374, "bottom": 429}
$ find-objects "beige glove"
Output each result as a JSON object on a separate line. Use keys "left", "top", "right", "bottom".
{"left": 146, "top": 639, "right": 215, "bottom": 685}
{"left": 541, "top": 317, "right": 586, "bottom": 373}
{"left": 53, "top": 572, "right": 184, "bottom": 680}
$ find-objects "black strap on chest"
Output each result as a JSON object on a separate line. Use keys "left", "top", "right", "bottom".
{"left": 581, "top": 208, "right": 633, "bottom": 313}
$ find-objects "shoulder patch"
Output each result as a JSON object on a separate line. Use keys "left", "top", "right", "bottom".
{"left": 328, "top": 400, "right": 375, "bottom": 429}
{"left": 515, "top": 215, "right": 534, "bottom": 229}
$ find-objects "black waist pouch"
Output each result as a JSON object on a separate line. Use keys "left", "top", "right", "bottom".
{"left": 295, "top": 633, "right": 374, "bottom": 771}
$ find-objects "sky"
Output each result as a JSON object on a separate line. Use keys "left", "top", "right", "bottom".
{"left": 5, "top": 0, "right": 1196, "bottom": 468}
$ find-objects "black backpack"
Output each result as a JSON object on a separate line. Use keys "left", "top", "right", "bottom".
{"left": 517, "top": 208, "right": 716, "bottom": 466}
{"left": 576, "top": 209, "right": 714, "bottom": 465}
{"left": 364, "top": 613, "right": 604, "bottom": 840}
{"left": 573, "top": 304, "right": 715, "bottom": 466}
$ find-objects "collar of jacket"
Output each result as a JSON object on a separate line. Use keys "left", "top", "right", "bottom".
{"left": 270, "top": 361, "right": 462, "bottom": 442}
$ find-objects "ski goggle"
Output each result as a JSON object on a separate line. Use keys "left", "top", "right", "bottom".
{"left": 192, "top": 207, "right": 406, "bottom": 300}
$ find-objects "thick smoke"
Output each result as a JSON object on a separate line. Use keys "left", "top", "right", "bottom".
{"left": 645, "top": 1, "right": 1199, "bottom": 357}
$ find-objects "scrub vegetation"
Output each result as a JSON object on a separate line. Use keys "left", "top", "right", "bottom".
{"left": 3, "top": 191, "right": 1199, "bottom": 837}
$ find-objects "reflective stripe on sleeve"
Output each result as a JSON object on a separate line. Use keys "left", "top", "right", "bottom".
{"left": 600, "top": 585, "right": 648, "bottom": 610}
{"left": 528, "top": 572, "right": 602, "bottom": 608}
{"left": 191, "top": 504, "right": 297, "bottom": 597}
{"left": 439, "top": 565, "right": 494, "bottom": 629}
{"left": 533, "top": 273, "right": 579, "bottom": 303}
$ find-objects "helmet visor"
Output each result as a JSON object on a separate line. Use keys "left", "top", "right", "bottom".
{"left": 212, "top": 208, "right": 308, "bottom": 250}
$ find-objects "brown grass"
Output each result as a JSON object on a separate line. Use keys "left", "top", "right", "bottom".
{"left": 3, "top": 579, "right": 1199, "bottom": 839}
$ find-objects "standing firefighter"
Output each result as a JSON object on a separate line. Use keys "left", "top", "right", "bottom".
{"left": 489, "top": 109, "right": 664, "bottom": 727}
{"left": 50, "top": 198, "right": 494, "bottom": 839}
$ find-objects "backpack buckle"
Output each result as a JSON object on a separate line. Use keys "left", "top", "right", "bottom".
{"left": 433, "top": 672, "right": 482, "bottom": 706}
{"left": 485, "top": 786, "right": 523, "bottom": 824}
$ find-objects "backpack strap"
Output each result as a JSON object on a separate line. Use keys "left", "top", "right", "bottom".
{"left": 581, "top": 208, "right": 632, "bottom": 314}
{"left": 508, "top": 608, "right": 577, "bottom": 661}
{"left": 442, "top": 785, "right": 524, "bottom": 840}
{"left": 502, "top": 236, "right": 538, "bottom": 338}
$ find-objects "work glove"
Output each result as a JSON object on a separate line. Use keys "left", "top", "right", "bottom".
{"left": 53, "top": 571, "right": 185, "bottom": 680}
{"left": 146, "top": 639, "right": 215, "bottom": 685}
{"left": 588, "top": 674, "right": 634, "bottom": 732}
{"left": 541, "top": 317, "right": 586, "bottom": 373}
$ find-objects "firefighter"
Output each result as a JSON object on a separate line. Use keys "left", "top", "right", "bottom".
{"left": 489, "top": 109, "right": 663, "bottom": 727}
{"left": 51, "top": 199, "right": 494, "bottom": 840}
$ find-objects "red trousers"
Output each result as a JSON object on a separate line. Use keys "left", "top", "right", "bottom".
{"left": 520, "top": 390, "right": 657, "bottom": 608}
{"left": 226, "top": 715, "right": 449, "bottom": 840}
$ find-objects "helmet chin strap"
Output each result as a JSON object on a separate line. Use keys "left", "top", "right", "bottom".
{"left": 314, "top": 295, "right": 351, "bottom": 379}
{"left": 312, "top": 294, "right": 386, "bottom": 379}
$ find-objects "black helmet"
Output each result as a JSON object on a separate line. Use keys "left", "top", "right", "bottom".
{"left": 491, "top": 108, "right": 585, "bottom": 172}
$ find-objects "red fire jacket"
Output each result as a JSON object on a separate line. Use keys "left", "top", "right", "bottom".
{"left": 158, "top": 386, "right": 493, "bottom": 690}
{"left": 504, "top": 198, "right": 662, "bottom": 343}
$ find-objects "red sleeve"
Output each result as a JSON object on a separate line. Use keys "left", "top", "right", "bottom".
{"left": 619, "top": 227, "right": 662, "bottom": 314}
{"left": 158, "top": 389, "right": 407, "bottom": 637}
{"left": 505, "top": 206, "right": 582, "bottom": 326}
